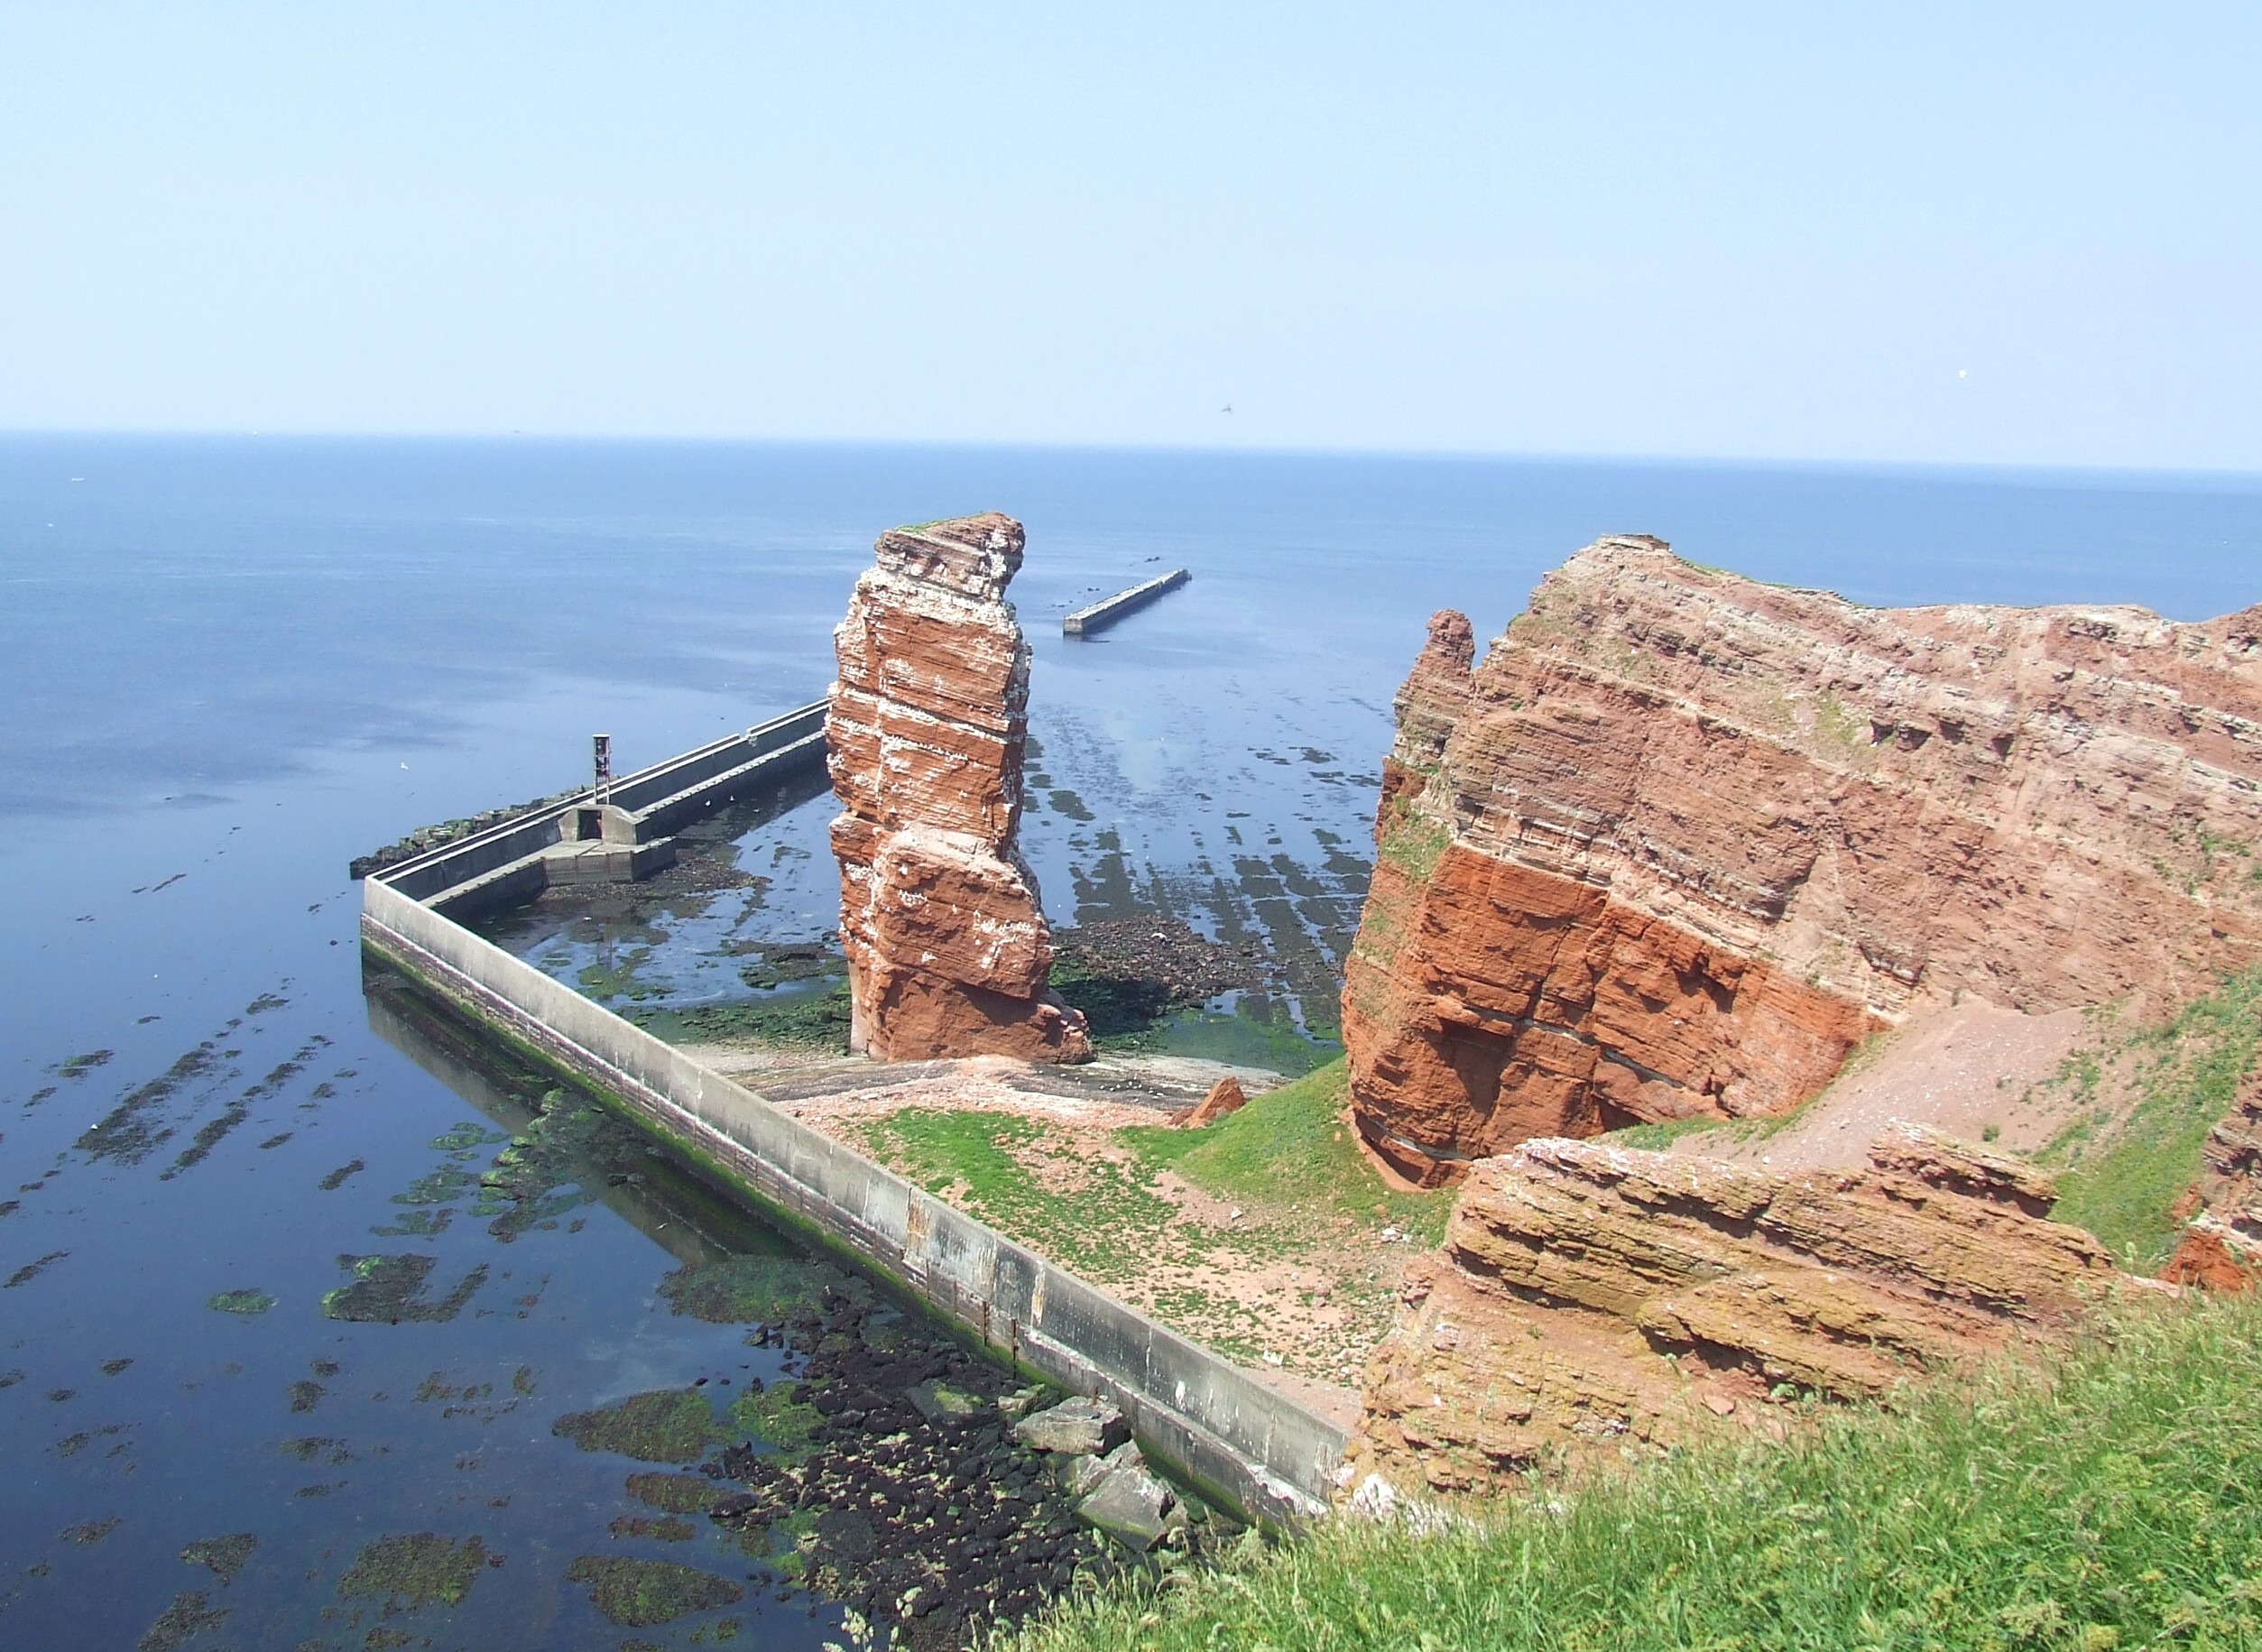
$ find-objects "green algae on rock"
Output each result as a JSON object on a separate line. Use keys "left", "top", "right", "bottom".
{"left": 320, "top": 1253, "right": 487, "bottom": 1323}
{"left": 180, "top": 1531, "right": 257, "bottom": 1583}
{"left": 137, "top": 1589, "right": 227, "bottom": 1651}
{"left": 8, "top": 1250, "right": 69, "bottom": 1288}
{"left": 727, "top": 1381, "right": 822, "bottom": 1454}
{"left": 656, "top": 1253, "right": 847, "bottom": 1324}
{"left": 206, "top": 1287, "right": 275, "bottom": 1315}
{"left": 552, "top": 1389, "right": 725, "bottom": 1463}
{"left": 564, "top": 1555, "right": 743, "bottom": 1628}
{"left": 337, "top": 1532, "right": 494, "bottom": 1612}
{"left": 609, "top": 1513, "right": 697, "bottom": 1541}
{"left": 626, "top": 1471, "right": 725, "bottom": 1514}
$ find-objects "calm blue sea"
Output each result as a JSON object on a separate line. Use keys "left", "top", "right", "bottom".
{"left": 2, "top": 436, "right": 2257, "bottom": 1648}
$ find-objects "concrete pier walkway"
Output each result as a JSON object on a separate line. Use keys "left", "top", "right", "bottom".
{"left": 1064, "top": 568, "right": 1190, "bottom": 636}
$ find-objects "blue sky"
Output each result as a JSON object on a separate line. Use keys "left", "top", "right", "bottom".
{"left": 3, "top": 3, "right": 2256, "bottom": 469}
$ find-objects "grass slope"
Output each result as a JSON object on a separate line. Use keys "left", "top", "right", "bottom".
{"left": 2045, "top": 966, "right": 2262, "bottom": 1270}
{"left": 997, "top": 1295, "right": 2262, "bottom": 1652}
{"left": 1122, "top": 1060, "right": 1448, "bottom": 1244}
{"left": 854, "top": 1060, "right": 1448, "bottom": 1372}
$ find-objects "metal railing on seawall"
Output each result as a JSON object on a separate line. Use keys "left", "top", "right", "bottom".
{"left": 358, "top": 715, "right": 1346, "bottom": 1526}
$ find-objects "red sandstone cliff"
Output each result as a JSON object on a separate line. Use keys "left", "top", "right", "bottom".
{"left": 1343, "top": 535, "right": 2262, "bottom": 1186}
{"left": 1350, "top": 1124, "right": 2119, "bottom": 1494}
{"left": 828, "top": 513, "right": 1091, "bottom": 1064}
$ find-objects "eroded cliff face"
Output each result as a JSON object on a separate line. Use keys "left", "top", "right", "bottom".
{"left": 1350, "top": 1125, "right": 2119, "bottom": 1495}
{"left": 828, "top": 513, "right": 1091, "bottom": 1063}
{"left": 1343, "top": 535, "right": 2262, "bottom": 1186}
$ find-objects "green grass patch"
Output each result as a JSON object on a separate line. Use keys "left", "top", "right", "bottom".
{"left": 1123, "top": 1060, "right": 1449, "bottom": 1246}
{"left": 2045, "top": 966, "right": 2262, "bottom": 1270}
{"left": 851, "top": 1061, "right": 1445, "bottom": 1371}
{"left": 857, "top": 1108, "right": 1184, "bottom": 1283}
{"left": 994, "top": 1293, "right": 2262, "bottom": 1652}
{"left": 1376, "top": 805, "right": 1453, "bottom": 883}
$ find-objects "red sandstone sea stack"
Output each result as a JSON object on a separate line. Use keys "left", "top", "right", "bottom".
{"left": 827, "top": 512, "right": 1091, "bottom": 1064}
{"left": 1343, "top": 534, "right": 2262, "bottom": 1186}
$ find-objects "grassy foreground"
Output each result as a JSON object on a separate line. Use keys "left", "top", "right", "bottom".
{"left": 993, "top": 1294, "right": 2262, "bottom": 1652}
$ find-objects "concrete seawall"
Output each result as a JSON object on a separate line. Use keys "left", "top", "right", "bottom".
{"left": 360, "top": 731, "right": 1346, "bottom": 1525}
{"left": 1064, "top": 568, "right": 1190, "bottom": 636}
{"left": 375, "top": 703, "right": 827, "bottom": 917}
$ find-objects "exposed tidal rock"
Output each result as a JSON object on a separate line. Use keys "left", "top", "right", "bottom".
{"left": 1350, "top": 1124, "right": 2120, "bottom": 1495}
{"left": 1343, "top": 535, "right": 2262, "bottom": 1185}
{"left": 827, "top": 513, "right": 1091, "bottom": 1063}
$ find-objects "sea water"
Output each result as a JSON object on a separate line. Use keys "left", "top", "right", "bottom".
{"left": 3, "top": 436, "right": 2257, "bottom": 1648}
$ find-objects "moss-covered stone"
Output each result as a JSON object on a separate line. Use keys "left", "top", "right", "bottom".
{"left": 563, "top": 1555, "right": 743, "bottom": 1627}
{"left": 608, "top": 1514, "right": 697, "bottom": 1541}
{"left": 137, "top": 1589, "right": 227, "bottom": 1651}
{"left": 337, "top": 1532, "right": 493, "bottom": 1611}
{"left": 206, "top": 1288, "right": 274, "bottom": 1315}
{"left": 180, "top": 1531, "right": 256, "bottom": 1582}
{"left": 320, "top": 1253, "right": 487, "bottom": 1324}
{"left": 625, "top": 1472, "right": 724, "bottom": 1514}
{"left": 552, "top": 1390, "right": 725, "bottom": 1463}
{"left": 728, "top": 1382, "right": 822, "bottom": 1454}
{"left": 656, "top": 1254, "right": 841, "bottom": 1325}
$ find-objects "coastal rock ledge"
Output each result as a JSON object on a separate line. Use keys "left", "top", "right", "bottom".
{"left": 1343, "top": 534, "right": 2262, "bottom": 1186}
{"left": 828, "top": 512, "right": 1091, "bottom": 1063}
{"left": 1351, "top": 1123, "right": 2119, "bottom": 1494}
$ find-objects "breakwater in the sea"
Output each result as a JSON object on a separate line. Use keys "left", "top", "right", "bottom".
{"left": 359, "top": 749, "right": 1347, "bottom": 1527}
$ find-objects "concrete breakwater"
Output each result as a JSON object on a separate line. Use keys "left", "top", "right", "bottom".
{"left": 359, "top": 721, "right": 1346, "bottom": 1527}
{"left": 1063, "top": 568, "right": 1189, "bottom": 636}
{"left": 367, "top": 702, "right": 827, "bottom": 917}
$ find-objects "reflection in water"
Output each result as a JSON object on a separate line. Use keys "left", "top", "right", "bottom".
{"left": 367, "top": 969, "right": 1216, "bottom": 1651}
{"left": 367, "top": 977, "right": 769, "bottom": 1275}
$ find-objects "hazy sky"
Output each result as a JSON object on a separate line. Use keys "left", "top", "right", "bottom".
{"left": 5, "top": 4, "right": 2257, "bottom": 469}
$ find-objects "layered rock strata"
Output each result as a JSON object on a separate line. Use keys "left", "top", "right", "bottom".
{"left": 1344, "top": 535, "right": 2262, "bottom": 1185}
{"left": 1351, "top": 1124, "right": 2119, "bottom": 1494}
{"left": 828, "top": 513, "right": 1090, "bottom": 1063}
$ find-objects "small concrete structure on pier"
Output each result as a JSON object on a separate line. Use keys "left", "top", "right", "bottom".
{"left": 1063, "top": 568, "right": 1189, "bottom": 636}
{"left": 370, "top": 702, "right": 826, "bottom": 916}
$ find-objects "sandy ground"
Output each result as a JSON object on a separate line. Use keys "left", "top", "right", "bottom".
{"left": 1669, "top": 997, "right": 2092, "bottom": 1171}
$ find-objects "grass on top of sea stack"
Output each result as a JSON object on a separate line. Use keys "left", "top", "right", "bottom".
{"left": 992, "top": 1291, "right": 2262, "bottom": 1652}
